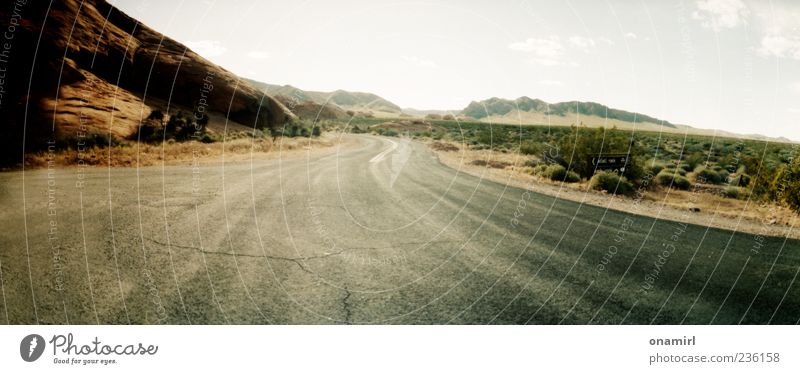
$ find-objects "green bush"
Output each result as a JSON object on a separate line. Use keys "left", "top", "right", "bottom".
{"left": 655, "top": 170, "right": 691, "bottom": 190}
{"left": 523, "top": 159, "right": 540, "bottom": 168}
{"left": 770, "top": 161, "right": 800, "bottom": 211}
{"left": 383, "top": 129, "right": 399, "bottom": 137}
{"left": 543, "top": 164, "right": 566, "bottom": 179}
{"left": 200, "top": 134, "right": 215, "bottom": 143}
{"left": 645, "top": 161, "right": 665, "bottom": 175}
{"left": 722, "top": 186, "right": 743, "bottom": 199}
{"left": 678, "top": 163, "right": 693, "bottom": 172}
{"left": 519, "top": 141, "right": 540, "bottom": 156}
{"left": 538, "top": 164, "right": 580, "bottom": 183}
{"left": 531, "top": 164, "right": 548, "bottom": 176}
{"left": 717, "top": 169, "right": 730, "bottom": 183}
{"left": 589, "top": 171, "right": 634, "bottom": 195}
{"left": 695, "top": 166, "right": 723, "bottom": 184}
{"left": 564, "top": 171, "right": 581, "bottom": 183}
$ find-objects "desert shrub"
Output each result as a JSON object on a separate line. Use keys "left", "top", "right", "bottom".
{"left": 770, "top": 160, "right": 800, "bottom": 212}
{"left": 717, "top": 169, "right": 730, "bottom": 183}
{"left": 589, "top": 171, "right": 634, "bottom": 195}
{"left": 685, "top": 152, "right": 705, "bottom": 170}
{"left": 470, "top": 159, "right": 488, "bottom": 167}
{"left": 678, "top": 163, "right": 693, "bottom": 172}
{"left": 136, "top": 120, "right": 162, "bottom": 142}
{"left": 564, "top": 171, "right": 581, "bottom": 183}
{"left": 487, "top": 160, "right": 511, "bottom": 169}
{"left": 655, "top": 170, "right": 691, "bottom": 190}
{"left": 645, "top": 161, "right": 665, "bottom": 175}
{"left": 431, "top": 142, "right": 459, "bottom": 152}
{"left": 311, "top": 126, "right": 322, "bottom": 137}
{"left": 200, "top": 134, "right": 215, "bottom": 143}
{"left": 168, "top": 111, "right": 199, "bottom": 140}
{"left": 383, "top": 129, "right": 399, "bottom": 137}
{"left": 147, "top": 110, "right": 164, "bottom": 122}
{"left": 556, "top": 126, "right": 645, "bottom": 182}
{"left": 136, "top": 110, "right": 206, "bottom": 143}
{"left": 542, "top": 164, "right": 567, "bottom": 180}
{"left": 539, "top": 164, "right": 579, "bottom": 183}
{"left": 519, "top": 141, "right": 540, "bottom": 156}
{"left": 442, "top": 114, "right": 455, "bottom": 120}
{"left": 722, "top": 186, "right": 743, "bottom": 199}
{"left": 522, "top": 159, "right": 540, "bottom": 168}
{"left": 695, "top": 166, "right": 723, "bottom": 184}
{"left": 730, "top": 173, "right": 751, "bottom": 187}
{"left": 531, "top": 164, "right": 548, "bottom": 175}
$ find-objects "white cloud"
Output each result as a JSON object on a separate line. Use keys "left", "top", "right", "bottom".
{"left": 791, "top": 82, "right": 800, "bottom": 94}
{"left": 509, "top": 36, "right": 579, "bottom": 66}
{"left": 758, "top": 35, "right": 800, "bottom": 60}
{"left": 539, "top": 80, "right": 564, "bottom": 86}
{"left": 186, "top": 40, "right": 227, "bottom": 58}
{"left": 598, "top": 37, "right": 615, "bottom": 46}
{"left": 748, "top": 2, "right": 800, "bottom": 60}
{"left": 509, "top": 36, "right": 564, "bottom": 56}
{"left": 246, "top": 50, "right": 270, "bottom": 59}
{"left": 788, "top": 108, "right": 800, "bottom": 114}
{"left": 568, "top": 36, "right": 596, "bottom": 51}
{"left": 624, "top": 32, "right": 638, "bottom": 40}
{"left": 401, "top": 55, "right": 438, "bottom": 68}
{"left": 692, "top": 0, "right": 748, "bottom": 31}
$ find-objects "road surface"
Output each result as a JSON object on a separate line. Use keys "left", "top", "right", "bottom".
{"left": 0, "top": 135, "right": 798, "bottom": 324}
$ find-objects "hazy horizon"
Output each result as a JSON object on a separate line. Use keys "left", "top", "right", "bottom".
{"left": 111, "top": 0, "right": 800, "bottom": 141}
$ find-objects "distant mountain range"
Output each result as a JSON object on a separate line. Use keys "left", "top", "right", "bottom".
{"left": 462, "top": 97, "right": 675, "bottom": 127}
{"left": 246, "top": 80, "right": 402, "bottom": 119}
{"left": 245, "top": 80, "right": 793, "bottom": 142}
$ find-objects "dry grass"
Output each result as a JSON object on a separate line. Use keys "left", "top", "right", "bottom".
{"left": 471, "top": 159, "right": 511, "bottom": 169}
{"left": 24, "top": 133, "right": 340, "bottom": 169}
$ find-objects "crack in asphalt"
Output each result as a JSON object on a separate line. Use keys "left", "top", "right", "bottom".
{"left": 145, "top": 237, "right": 466, "bottom": 283}
{"left": 342, "top": 286, "right": 353, "bottom": 324}
{"left": 145, "top": 238, "right": 349, "bottom": 273}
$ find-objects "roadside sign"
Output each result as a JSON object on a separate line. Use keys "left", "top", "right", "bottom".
{"left": 589, "top": 153, "right": 630, "bottom": 174}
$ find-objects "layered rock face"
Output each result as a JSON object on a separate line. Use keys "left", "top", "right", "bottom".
{"left": 0, "top": 0, "right": 293, "bottom": 163}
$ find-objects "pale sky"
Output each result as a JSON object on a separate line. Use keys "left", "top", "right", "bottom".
{"left": 112, "top": 0, "right": 800, "bottom": 140}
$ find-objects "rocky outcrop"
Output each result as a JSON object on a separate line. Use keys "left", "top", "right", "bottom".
{"left": 0, "top": 0, "right": 292, "bottom": 163}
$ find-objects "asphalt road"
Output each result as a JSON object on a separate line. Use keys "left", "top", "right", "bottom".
{"left": 0, "top": 135, "right": 798, "bottom": 324}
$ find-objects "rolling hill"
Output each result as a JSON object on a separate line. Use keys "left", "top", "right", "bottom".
{"left": 246, "top": 80, "right": 403, "bottom": 118}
